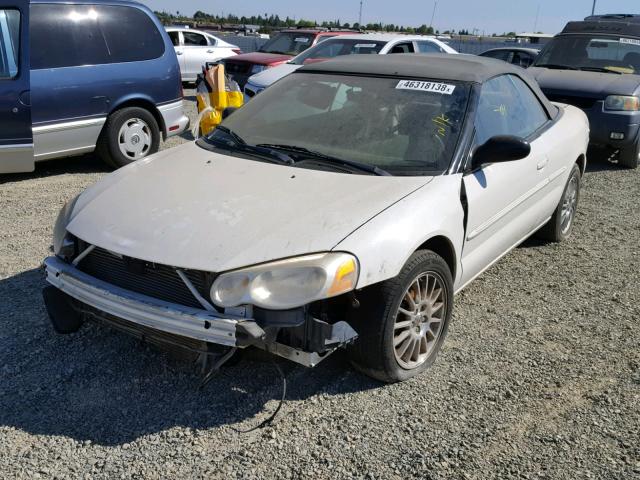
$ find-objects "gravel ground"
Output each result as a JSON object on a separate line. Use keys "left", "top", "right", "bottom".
{"left": 0, "top": 90, "right": 639, "bottom": 479}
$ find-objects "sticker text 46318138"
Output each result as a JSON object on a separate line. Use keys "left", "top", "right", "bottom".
{"left": 396, "top": 80, "right": 456, "bottom": 95}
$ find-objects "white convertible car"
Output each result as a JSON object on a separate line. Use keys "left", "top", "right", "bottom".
{"left": 43, "top": 55, "right": 589, "bottom": 383}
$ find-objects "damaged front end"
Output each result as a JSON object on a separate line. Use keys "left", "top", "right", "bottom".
{"left": 42, "top": 242, "right": 359, "bottom": 368}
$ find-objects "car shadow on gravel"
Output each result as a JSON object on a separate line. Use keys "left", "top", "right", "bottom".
{"left": 0, "top": 268, "right": 381, "bottom": 446}
{"left": 0, "top": 154, "right": 109, "bottom": 184}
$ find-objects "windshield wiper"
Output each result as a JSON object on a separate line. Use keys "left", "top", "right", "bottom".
{"left": 257, "top": 144, "right": 391, "bottom": 176}
{"left": 534, "top": 63, "right": 578, "bottom": 70}
{"left": 578, "top": 66, "right": 623, "bottom": 74}
{"left": 204, "top": 127, "right": 294, "bottom": 165}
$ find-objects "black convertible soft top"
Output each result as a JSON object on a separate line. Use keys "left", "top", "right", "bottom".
{"left": 298, "top": 53, "right": 558, "bottom": 118}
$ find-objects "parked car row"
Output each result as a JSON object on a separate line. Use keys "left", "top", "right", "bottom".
{"left": 243, "top": 34, "right": 457, "bottom": 100}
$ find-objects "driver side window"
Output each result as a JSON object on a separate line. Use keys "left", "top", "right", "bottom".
{"left": 475, "top": 74, "right": 548, "bottom": 145}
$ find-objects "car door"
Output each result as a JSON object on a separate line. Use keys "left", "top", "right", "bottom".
{"left": 388, "top": 41, "right": 415, "bottom": 54}
{"left": 0, "top": 0, "right": 32, "bottom": 173}
{"left": 168, "top": 30, "right": 186, "bottom": 74}
{"left": 182, "top": 30, "right": 211, "bottom": 79}
{"left": 459, "top": 74, "right": 553, "bottom": 287}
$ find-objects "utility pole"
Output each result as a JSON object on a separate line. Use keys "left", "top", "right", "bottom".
{"left": 429, "top": 0, "right": 438, "bottom": 30}
{"left": 533, "top": 4, "right": 540, "bottom": 32}
{"left": 591, "top": 0, "right": 597, "bottom": 15}
{"left": 358, "top": 0, "right": 363, "bottom": 26}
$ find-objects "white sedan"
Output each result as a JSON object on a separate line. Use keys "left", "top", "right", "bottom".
{"left": 43, "top": 55, "right": 589, "bottom": 383}
{"left": 243, "top": 34, "right": 457, "bottom": 100}
{"left": 166, "top": 27, "right": 240, "bottom": 82}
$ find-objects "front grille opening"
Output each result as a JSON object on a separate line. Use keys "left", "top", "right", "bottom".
{"left": 76, "top": 246, "right": 213, "bottom": 309}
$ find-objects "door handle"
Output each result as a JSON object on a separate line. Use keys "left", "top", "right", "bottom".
{"left": 176, "top": 51, "right": 183, "bottom": 55}
{"left": 207, "top": 49, "right": 215, "bottom": 53}
{"left": 537, "top": 158, "right": 549, "bottom": 170}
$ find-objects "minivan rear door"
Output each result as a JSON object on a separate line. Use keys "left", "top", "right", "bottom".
{"left": 0, "top": 0, "right": 32, "bottom": 173}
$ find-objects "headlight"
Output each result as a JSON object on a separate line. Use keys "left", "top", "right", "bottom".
{"left": 604, "top": 95, "right": 640, "bottom": 111}
{"left": 251, "top": 64, "right": 267, "bottom": 74}
{"left": 52, "top": 195, "right": 79, "bottom": 256}
{"left": 210, "top": 253, "right": 359, "bottom": 310}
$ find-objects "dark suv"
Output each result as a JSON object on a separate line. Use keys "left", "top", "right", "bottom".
{"left": 529, "top": 14, "right": 640, "bottom": 168}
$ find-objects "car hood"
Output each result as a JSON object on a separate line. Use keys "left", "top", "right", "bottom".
{"left": 67, "top": 142, "right": 432, "bottom": 273}
{"left": 248, "top": 63, "right": 301, "bottom": 87}
{"left": 528, "top": 67, "right": 640, "bottom": 98}
{"left": 226, "top": 52, "right": 292, "bottom": 66}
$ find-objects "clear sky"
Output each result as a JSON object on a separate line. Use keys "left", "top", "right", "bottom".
{"left": 140, "top": 0, "right": 639, "bottom": 35}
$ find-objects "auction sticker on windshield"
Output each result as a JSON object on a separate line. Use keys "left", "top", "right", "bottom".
{"left": 396, "top": 80, "right": 456, "bottom": 95}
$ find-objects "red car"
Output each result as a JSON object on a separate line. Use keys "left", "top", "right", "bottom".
{"left": 224, "top": 29, "right": 354, "bottom": 88}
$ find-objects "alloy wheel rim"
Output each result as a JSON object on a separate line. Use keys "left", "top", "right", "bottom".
{"left": 560, "top": 175, "right": 578, "bottom": 234}
{"left": 393, "top": 272, "right": 446, "bottom": 370}
{"left": 118, "top": 118, "right": 151, "bottom": 160}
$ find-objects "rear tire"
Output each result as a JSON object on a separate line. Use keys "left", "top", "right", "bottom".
{"left": 97, "top": 107, "right": 160, "bottom": 169}
{"left": 617, "top": 140, "right": 640, "bottom": 169}
{"left": 536, "top": 163, "right": 581, "bottom": 242}
{"left": 348, "top": 250, "right": 453, "bottom": 383}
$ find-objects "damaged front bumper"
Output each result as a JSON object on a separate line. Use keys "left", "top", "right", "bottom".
{"left": 43, "top": 256, "right": 357, "bottom": 366}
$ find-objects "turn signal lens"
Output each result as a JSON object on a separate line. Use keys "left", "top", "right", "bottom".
{"left": 327, "top": 257, "right": 358, "bottom": 296}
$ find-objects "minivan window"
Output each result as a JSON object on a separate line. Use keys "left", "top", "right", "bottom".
{"left": 0, "top": 9, "right": 20, "bottom": 78}
{"left": 31, "top": 4, "right": 165, "bottom": 70}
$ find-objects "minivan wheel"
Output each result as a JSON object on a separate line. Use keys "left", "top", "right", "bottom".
{"left": 98, "top": 107, "right": 160, "bottom": 168}
{"left": 617, "top": 140, "right": 640, "bottom": 169}
{"left": 536, "top": 163, "right": 581, "bottom": 242}
{"left": 348, "top": 250, "right": 453, "bottom": 383}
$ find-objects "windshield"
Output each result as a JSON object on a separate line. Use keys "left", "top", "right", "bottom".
{"left": 535, "top": 34, "right": 640, "bottom": 74}
{"left": 204, "top": 73, "right": 470, "bottom": 176}
{"left": 259, "top": 32, "right": 316, "bottom": 55}
{"left": 290, "top": 39, "right": 386, "bottom": 65}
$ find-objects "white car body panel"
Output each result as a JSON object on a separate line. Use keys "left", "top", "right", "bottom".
{"left": 335, "top": 174, "right": 466, "bottom": 289}
{"left": 66, "top": 142, "right": 430, "bottom": 274}
{"left": 66, "top": 103, "right": 588, "bottom": 293}
{"left": 244, "top": 34, "right": 457, "bottom": 97}
{"left": 166, "top": 28, "right": 238, "bottom": 82}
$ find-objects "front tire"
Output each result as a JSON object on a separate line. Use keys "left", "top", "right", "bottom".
{"left": 97, "top": 107, "right": 160, "bottom": 168}
{"left": 536, "top": 163, "right": 581, "bottom": 242}
{"left": 348, "top": 250, "right": 453, "bottom": 383}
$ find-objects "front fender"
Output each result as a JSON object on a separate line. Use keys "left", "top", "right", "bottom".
{"left": 333, "top": 175, "right": 465, "bottom": 289}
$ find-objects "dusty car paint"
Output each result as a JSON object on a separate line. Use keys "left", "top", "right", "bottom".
{"left": 66, "top": 142, "right": 431, "bottom": 273}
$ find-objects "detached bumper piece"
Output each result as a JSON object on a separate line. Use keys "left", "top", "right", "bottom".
{"left": 43, "top": 256, "right": 264, "bottom": 348}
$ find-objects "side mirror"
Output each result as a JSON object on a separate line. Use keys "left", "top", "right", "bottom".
{"left": 222, "top": 107, "right": 238, "bottom": 119}
{"left": 471, "top": 135, "right": 531, "bottom": 169}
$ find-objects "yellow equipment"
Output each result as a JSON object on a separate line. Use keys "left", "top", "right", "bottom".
{"left": 194, "top": 64, "right": 244, "bottom": 137}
